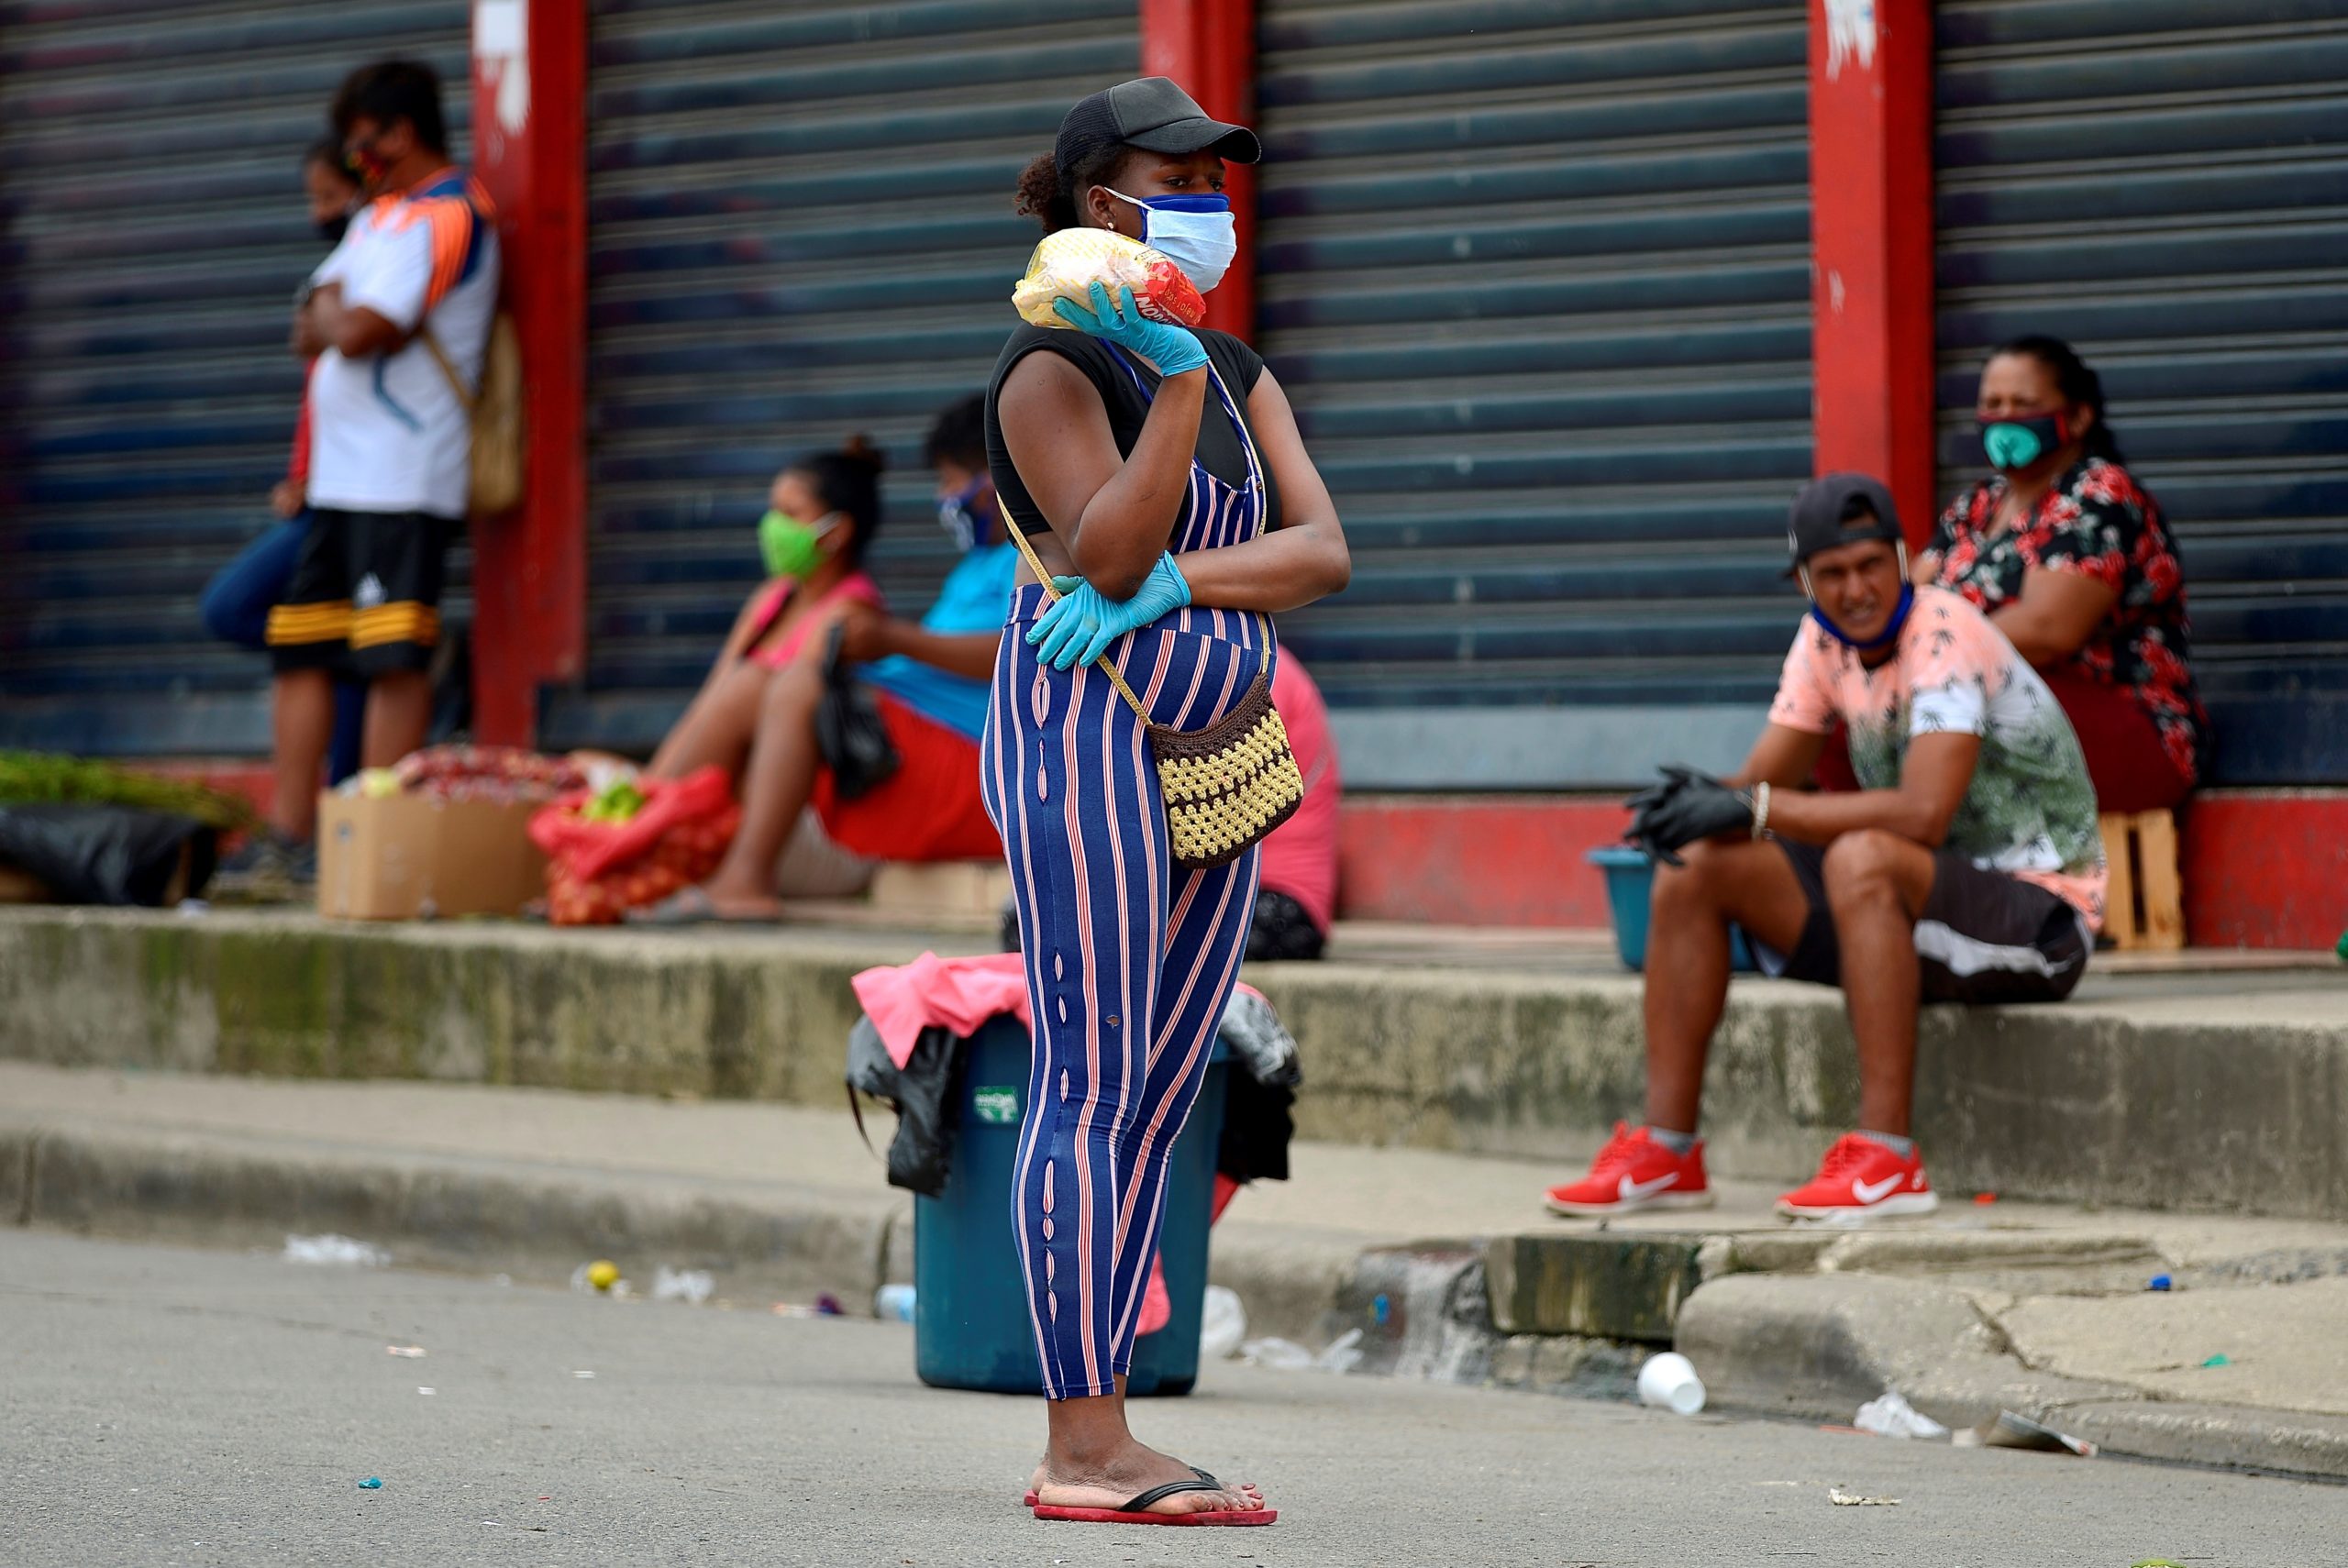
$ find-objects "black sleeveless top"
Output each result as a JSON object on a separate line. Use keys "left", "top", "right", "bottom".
{"left": 982, "top": 324, "right": 1279, "bottom": 540}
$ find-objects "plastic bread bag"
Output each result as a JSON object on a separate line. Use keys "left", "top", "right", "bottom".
{"left": 1012, "top": 228, "right": 1206, "bottom": 331}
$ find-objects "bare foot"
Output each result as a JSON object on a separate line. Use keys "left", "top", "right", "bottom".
{"left": 1034, "top": 1441, "right": 1264, "bottom": 1517}
{"left": 692, "top": 875, "right": 785, "bottom": 921}
{"left": 1024, "top": 1457, "right": 1252, "bottom": 1505}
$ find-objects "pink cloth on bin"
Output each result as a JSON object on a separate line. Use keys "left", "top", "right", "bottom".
{"left": 853, "top": 952, "right": 1261, "bottom": 1337}
{"left": 851, "top": 951, "right": 1031, "bottom": 1069}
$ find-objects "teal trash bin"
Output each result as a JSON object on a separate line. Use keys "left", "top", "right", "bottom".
{"left": 1588, "top": 845, "right": 1756, "bottom": 972}
{"left": 914, "top": 1014, "right": 1227, "bottom": 1397}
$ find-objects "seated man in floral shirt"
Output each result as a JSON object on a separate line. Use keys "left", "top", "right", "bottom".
{"left": 1544, "top": 474, "right": 2106, "bottom": 1223}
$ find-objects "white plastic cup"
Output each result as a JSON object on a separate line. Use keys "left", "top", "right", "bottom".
{"left": 1637, "top": 1352, "right": 1706, "bottom": 1416}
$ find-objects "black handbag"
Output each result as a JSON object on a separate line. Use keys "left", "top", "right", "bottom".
{"left": 814, "top": 622, "right": 900, "bottom": 801}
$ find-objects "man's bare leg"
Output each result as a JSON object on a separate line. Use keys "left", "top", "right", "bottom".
{"left": 269, "top": 670, "right": 334, "bottom": 841}
{"left": 1641, "top": 837, "right": 1813, "bottom": 1132}
{"left": 1819, "top": 829, "right": 1939, "bottom": 1135}
{"left": 361, "top": 669, "right": 434, "bottom": 770}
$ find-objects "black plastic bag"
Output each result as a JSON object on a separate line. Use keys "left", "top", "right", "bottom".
{"left": 814, "top": 624, "right": 900, "bottom": 801}
{"left": 0, "top": 803, "right": 216, "bottom": 906}
{"left": 846, "top": 1016, "right": 966, "bottom": 1198}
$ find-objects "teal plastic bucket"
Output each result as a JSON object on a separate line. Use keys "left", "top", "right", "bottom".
{"left": 1588, "top": 845, "right": 1757, "bottom": 972}
{"left": 913, "top": 1014, "right": 1227, "bottom": 1397}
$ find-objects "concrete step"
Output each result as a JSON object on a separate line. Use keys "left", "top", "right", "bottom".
{"left": 5, "top": 906, "right": 2346, "bottom": 1218}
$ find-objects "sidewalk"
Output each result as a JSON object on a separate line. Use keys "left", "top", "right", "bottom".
{"left": 8, "top": 1059, "right": 2347, "bottom": 1479}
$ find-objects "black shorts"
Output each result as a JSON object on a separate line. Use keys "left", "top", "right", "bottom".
{"left": 266, "top": 508, "right": 453, "bottom": 677}
{"left": 1760, "top": 839, "right": 2091, "bottom": 1005}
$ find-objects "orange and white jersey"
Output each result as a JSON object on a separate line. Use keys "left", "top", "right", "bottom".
{"left": 307, "top": 169, "right": 502, "bottom": 519}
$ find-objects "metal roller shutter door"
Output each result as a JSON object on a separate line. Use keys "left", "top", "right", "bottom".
{"left": 1935, "top": 0, "right": 2348, "bottom": 784}
{"left": 553, "top": 0, "right": 1138, "bottom": 750}
{"left": 0, "top": 0, "right": 471, "bottom": 756}
{"left": 1253, "top": 0, "right": 1812, "bottom": 789}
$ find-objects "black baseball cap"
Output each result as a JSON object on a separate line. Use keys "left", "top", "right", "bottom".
{"left": 1055, "top": 77, "right": 1262, "bottom": 193}
{"left": 1786, "top": 472, "right": 1902, "bottom": 573}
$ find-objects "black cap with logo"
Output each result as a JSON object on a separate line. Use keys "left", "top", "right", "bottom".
{"left": 1055, "top": 77, "right": 1262, "bottom": 195}
{"left": 1786, "top": 472, "right": 1903, "bottom": 574}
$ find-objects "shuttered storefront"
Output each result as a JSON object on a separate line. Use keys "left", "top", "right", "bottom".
{"left": 0, "top": 0, "right": 471, "bottom": 755}
{"left": 1254, "top": 0, "right": 1812, "bottom": 788}
{"left": 552, "top": 0, "right": 1138, "bottom": 749}
{"left": 1935, "top": 0, "right": 2348, "bottom": 783}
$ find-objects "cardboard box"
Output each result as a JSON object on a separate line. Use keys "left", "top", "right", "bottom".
{"left": 316, "top": 790, "right": 548, "bottom": 920}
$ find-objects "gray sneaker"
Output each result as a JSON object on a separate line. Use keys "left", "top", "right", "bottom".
{"left": 212, "top": 833, "right": 315, "bottom": 902}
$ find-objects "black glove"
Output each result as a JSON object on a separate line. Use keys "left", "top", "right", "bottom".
{"left": 1623, "top": 763, "right": 1703, "bottom": 821}
{"left": 1626, "top": 766, "right": 1752, "bottom": 866}
{"left": 1622, "top": 764, "right": 1708, "bottom": 856}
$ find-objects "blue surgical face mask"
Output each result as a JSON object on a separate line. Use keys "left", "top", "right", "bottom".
{"left": 1106, "top": 187, "right": 1236, "bottom": 294}
{"left": 936, "top": 480, "right": 993, "bottom": 553}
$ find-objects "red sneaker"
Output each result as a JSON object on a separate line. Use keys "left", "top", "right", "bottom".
{"left": 1544, "top": 1122, "right": 1715, "bottom": 1217}
{"left": 1775, "top": 1132, "right": 1939, "bottom": 1220}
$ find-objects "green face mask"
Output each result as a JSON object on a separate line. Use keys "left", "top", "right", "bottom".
{"left": 1978, "top": 412, "right": 2068, "bottom": 472}
{"left": 758, "top": 509, "right": 837, "bottom": 580}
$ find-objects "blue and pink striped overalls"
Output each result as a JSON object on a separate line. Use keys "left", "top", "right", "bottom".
{"left": 981, "top": 352, "right": 1273, "bottom": 1399}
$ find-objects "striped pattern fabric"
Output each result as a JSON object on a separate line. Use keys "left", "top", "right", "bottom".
{"left": 264, "top": 600, "right": 353, "bottom": 647}
{"left": 350, "top": 602, "right": 441, "bottom": 651}
{"left": 981, "top": 360, "right": 1275, "bottom": 1398}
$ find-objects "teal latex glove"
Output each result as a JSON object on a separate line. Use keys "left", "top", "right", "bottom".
{"left": 1052, "top": 282, "right": 1210, "bottom": 376}
{"left": 1026, "top": 553, "right": 1192, "bottom": 671}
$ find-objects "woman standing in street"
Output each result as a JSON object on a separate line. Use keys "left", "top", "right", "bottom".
{"left": 983, "top": 78, "right": 1349, "bottom": 1527}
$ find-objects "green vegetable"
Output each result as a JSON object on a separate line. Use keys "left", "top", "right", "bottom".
{"left": 581, "top": 779, "right": 646, "bottom": 824}
{"left": 0, "top": 752, "right": 260, "bottom": 832}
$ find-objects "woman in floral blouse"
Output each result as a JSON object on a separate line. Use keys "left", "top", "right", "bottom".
{"left": 1915, "top": 336, "right": 2210, "bottom": 812}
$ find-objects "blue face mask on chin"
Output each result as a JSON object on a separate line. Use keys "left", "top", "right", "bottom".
{"left": 1106, "top": 187, "right": 1236, "bottom": 294}
{"left": 1803, "top": 542, "right": 1916, "bottom": 650}
{"left": 1809, "top": 583, "right": 1916, "bottom": 651}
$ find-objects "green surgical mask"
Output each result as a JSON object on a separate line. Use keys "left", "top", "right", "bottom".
{"left": 758, "top": 509, "right": 839, "bottom": 580}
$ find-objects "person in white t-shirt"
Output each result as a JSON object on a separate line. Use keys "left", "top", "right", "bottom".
{"left": 249, "top": 59, "right": 501, "bottom": 869}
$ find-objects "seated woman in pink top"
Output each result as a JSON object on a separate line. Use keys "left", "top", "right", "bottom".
{"left": 640, "top": 437, "right": 888, "bottom": 917}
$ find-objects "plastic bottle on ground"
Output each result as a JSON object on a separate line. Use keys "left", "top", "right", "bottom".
{"left": 1199, "top": 1285, "right": 1246, "bottom": 1361}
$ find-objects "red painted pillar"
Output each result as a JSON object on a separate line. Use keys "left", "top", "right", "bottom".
{"left": 1808, "top": 0, "right": 1935, "bottom": 547}
{"left": 1140, "top": 0, "right": 1258, "bottom": 341}
{"left": 470, "top": 0, "right": 588, "bottom": 746}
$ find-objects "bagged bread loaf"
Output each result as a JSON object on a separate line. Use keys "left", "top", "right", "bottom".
{"left": 1012, "top": 228, "right": 1207, "bottom": 331}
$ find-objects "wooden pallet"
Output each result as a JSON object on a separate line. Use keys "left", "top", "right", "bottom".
{"left": 2098, "top": 810, "right": 2184, "bottom": 951}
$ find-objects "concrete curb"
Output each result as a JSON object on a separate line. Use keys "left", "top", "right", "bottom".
{"left": 1, "top": 1121, "right": 908, "bottom": 1309}
{"left": 0, "top": 1118, "right": 1349, "bottom": 1342}
{"left": 9, "top": 908, "right": 2348, "bottom": 1216}
{"left": 1675, "top": 1272, "right": 2348, "bottom": 1481}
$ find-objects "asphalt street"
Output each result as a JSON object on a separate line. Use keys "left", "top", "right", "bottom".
{"left": 4, "top": 1230, "right": 2343, "bottom": 1567}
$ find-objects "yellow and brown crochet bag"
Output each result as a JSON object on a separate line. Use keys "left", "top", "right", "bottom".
{"left": 1009, "top": 526, "right": 1304, "bottom": 870}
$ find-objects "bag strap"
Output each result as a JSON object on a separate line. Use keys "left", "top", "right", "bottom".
{"left": 1002, "top": 506, "right": 1157, "bottom": 727}
{"left": 417, "top": 327, "right": 477, "bottom": 417}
